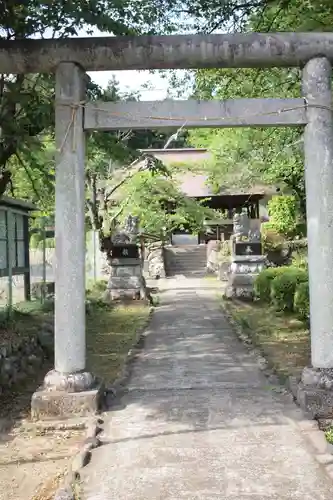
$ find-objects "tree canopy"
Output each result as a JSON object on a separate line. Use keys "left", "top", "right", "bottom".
{"left": 114, "top": 169, "right": 218, "bottom": 238}
{"left": 0, "top": 0, "right": 195, "bottom": 199}
{"left": 2, "top": 0, "right": 333, "bottom": 239}
{"left": 174, "top": 0, "right": 333, "bottom": 222}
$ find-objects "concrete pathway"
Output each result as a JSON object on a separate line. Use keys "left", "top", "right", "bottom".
{"left": 81, "top": 277, "right": 332, "bottom": 499}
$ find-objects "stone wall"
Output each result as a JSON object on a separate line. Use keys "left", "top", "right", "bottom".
{"left": 0, "top": 321, "right": 53, "bottom": 394}
{"left": 146, "top": 242, "right": 166, "bottom": 279}
{"left": 217, "top": 259, "right": 230, "bottom": 281}
{"left": 210, "top": 240, "right": 231, "bottom": 281}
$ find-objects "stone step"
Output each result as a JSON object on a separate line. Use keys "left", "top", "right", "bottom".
{"left": 168, "top": 269, "right": 207, "bottom": 272}
{"left": 168, "top": 267, "right": 207, "bottom": 271}
{"left": 167, "top": 261, "right": 207, "bottom": 266}
{"left": 164, "top": 245, "right": 208, "bottom": 277}
{"left": 166, "top": 261, "right": 207, "bottom": 266}
{"left": 167, "top": 260, "right": 206, "bottom": 264}
{"left": 167, "top": 251, "right": 206, "bottom": 255}
{"left": 167, "top": 268, "right": 207, "bottom": 274}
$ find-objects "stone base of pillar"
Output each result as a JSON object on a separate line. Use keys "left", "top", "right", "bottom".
{"left": 31, "top": 369, "right": 105, "bottom": 420}
{"left": 295, "top": 367, "right": 333, "bottom": 418}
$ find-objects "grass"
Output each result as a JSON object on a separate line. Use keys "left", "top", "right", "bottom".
{"left": 0, "top": 280, "right": 151, "bottom": 387}
{"left": 223, "top": 298, "right": 310, "bottom": 382}
{"left": 86, "top": 279, "right": 108, "bottom": 301}
{"left": 86, "top": 301, "right": 151, "bottom": 385}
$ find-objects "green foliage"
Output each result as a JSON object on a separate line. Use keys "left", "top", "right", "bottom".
{"left": 325, "top": 427, "right": 333, "bottom": 445}
{"left": 9, "top": 74, "right": 191, "bottom": 240}
{"left": 86, "top": 279, "right": 108, "bottom": 305}
{"left": 291, "top": 249, "right": 308, "bottom": 271}
{"left": 271, "top": 267, "right": 308, "bottom": 312}
{"left": 174, "top": 0, "right": 333, "bottom": 221}
{"left": 261, "top": 223, "right": 286, "bottom": 252}
{"left": 188, "top": 69, "right": 305, "bottom": 216}
{"left": 254, "top": 267, "right": 286, "bottom": 302}
{"left": 255, "top": 265, "right": 309, "bottom": 313}
{"left": 267, "top": 195, "right": 298, "bottom": 237}
{"left": 5, "top": 0, "right": 333, "bottom": 244}
{"left": 115, "top": 171, "right": 216, "bottom": 238}
{"left": 0, "top": 0, "right": 199, "bottom": 203}
{"left": 294, "top": 282, "right": 310, "bottom": 321}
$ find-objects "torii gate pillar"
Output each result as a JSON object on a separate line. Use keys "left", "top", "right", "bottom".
{"left": 31, "top": 62, "right": 103, "bottom": 419}
{"left": 297, "top": 57, "right": 333, "bottom": 417}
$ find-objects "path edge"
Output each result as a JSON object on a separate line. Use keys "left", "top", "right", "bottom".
{"left": 221, "top": 297, "right": 333, "bottom": 481}
{"left": 53, "top": 305, "right": 154, "bottom": 499}
{"left": 53, "top": 418, "right": 103, "bottom": 500}
{"left": 107, "top": 305, "right": 154, "bottom": 397}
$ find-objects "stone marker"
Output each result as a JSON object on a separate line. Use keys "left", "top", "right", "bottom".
{"left": 225, "top": 212, "right": 266, "bottom": 299}
{"left": 104, "top": 216, "right": 147, "bottom": 301}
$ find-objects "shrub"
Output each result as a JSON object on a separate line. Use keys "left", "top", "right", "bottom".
{"left": 271, "top": 267, "right": 308, "bottom": 311}
{"left": 294, "top": 281, "right": 310, "bottom": 320}
{"left": 261, "top": 223, "right": 285, "bottom": 252}
{"left": 267, "top": 195, "right": 298, "bottom": 236}
{"left": 291, "top": 251, "right": 308, "bottom": 271}
{"left": 254, "top": 267, "right": 287, "bottom": 302}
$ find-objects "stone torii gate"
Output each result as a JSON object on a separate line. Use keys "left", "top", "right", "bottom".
{"left": 1, "top": 33, "right": 332, "bottom": 418}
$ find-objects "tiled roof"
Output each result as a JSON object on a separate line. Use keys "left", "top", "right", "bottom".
{"left": 174, "top": 173, "right": 271, "bottom": 197}
{"left": 176, "top": 173, "right": 213, "bottom": 197}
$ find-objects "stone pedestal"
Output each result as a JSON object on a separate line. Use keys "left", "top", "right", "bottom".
{"left": 106, "top": 257, "right": 146, "bottom": 301}
{"left": 225, "top": 254, "right": 266, "bottom": 299}
{"left": 296, "top": 368, "right": 333, "bottom": 418}
{"left": 31, "top": 370, "right": 105, "bottom": 420}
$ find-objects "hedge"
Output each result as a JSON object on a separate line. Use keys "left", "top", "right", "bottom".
{"left": 254, "top": 267, "right": 290, "bottom": 302}
{"left": 270, "top": 267, "right": 308, "bottom": 311}
{"left": 294, "top": 281, "right": 310, "bottom": 320}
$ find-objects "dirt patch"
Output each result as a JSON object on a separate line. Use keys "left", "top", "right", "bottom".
{"left": 223, "top": 299, "right": 310, "bottom": 381}
{"left": 0, "top": 351, "right": 80, "bottom": 500}
{"left": 0, "top": 357, "right": 84, "bottom": 500}
{"left": 0, "top": 299, "right": 151, "bottom": 499}
{"left": 0, "top": 422, "right": 84, "bottom": 500}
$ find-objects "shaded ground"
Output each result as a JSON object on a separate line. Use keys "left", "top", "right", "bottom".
{"left": 0, "top": 298, "right": 150, "bottom": 500}
{"left": 81, "top": 277, "right": 331, "bottom": 500}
